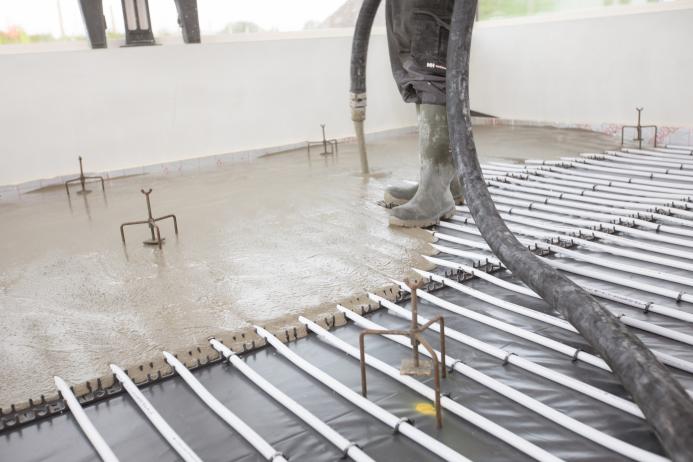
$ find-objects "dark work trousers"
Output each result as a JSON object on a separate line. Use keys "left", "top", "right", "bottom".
{"left": 385, "top": 0, "right": 454, "bottom": 106}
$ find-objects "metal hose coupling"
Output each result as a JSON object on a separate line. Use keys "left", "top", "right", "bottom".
{"left": 350, "top": 92, "right": 367, "bottom": 122}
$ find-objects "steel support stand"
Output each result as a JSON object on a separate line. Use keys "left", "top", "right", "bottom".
{"left": 358, "top": 280, "right": 447, "bottom": 428}
{"left": 65, "top": 156, "right": 105, "bottom": 196}
{"left": 120, "top": 189, "right": 178, "bottom": 248}
{"left": 306, "top": 124, "right": 339, "bottom": 156}
{"left": 621, "top": 107, "right": 658, "bottom": 149}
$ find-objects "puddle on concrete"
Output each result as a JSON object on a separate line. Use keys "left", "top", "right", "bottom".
{"left": 0, "top": 126, "right": 616, "bottom": 406}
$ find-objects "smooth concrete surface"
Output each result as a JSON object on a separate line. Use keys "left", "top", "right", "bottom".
{"left": 0, "top": 125, "right": 617, "bottom": 407}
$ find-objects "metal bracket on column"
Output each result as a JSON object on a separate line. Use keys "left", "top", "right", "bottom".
{"left": 78, "top": 0, "right": 108, "bottom": 49}
{"left": 121, "top": 0, "right": 156, "bottom": 46}
{"left": 173, "top": 0, "right": 201, "bottom": 44}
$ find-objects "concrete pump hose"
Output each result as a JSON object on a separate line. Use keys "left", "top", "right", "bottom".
{"left": 350, "top": 0, "right": 380, "bottom": 175}
{"left": 445, "top": 1, "right": 693, "bottom": 460}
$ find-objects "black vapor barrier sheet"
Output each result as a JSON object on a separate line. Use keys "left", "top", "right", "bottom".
{"left": 2, "top": 264, "right": 691, "bottom": 461}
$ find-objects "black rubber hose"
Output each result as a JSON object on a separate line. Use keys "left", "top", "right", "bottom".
{"left": 350, "top": 0, "right": 381, "bottom": 175}
{"left": 446, "top": 1, "right": 693, "bottom": 460}
{"left": 350, "top": 0, "right": 381, "bottom": 96}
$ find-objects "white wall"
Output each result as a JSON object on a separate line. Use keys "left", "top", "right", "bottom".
{"left": 0, "top": 32, "right": 415, "bottom": 186}
{"left": 2, "top": 2, "right": 693, "bottom": 186}
{"left": 470, "top": 1, "right": 693, "bottom": 128}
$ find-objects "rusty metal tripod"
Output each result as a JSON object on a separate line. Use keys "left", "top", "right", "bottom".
{"left": 120, "top": 189, "right": 178, "bottom": 249}
{"left": 64, "top": 156, "right": 105, "bottom": 196}
{"left": 359, "top": 279, "right": 447, "bottom": 428}
{"left": 621, "top": 107, "right": 658, "bottom": 149}
{"left": 306, "top": 124, "right": 339, "bottom": 156}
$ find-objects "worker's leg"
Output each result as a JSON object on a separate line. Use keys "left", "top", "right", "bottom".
{"left": 389, "top": 103, "right": 456, "bottom": 227}
{"left": 383, "top": 0, "right": 462, "bottom": 225}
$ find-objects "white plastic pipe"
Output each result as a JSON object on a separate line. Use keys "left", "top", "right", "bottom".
{"left": 368, "top": 293, "right": 644, "bottom": 419}
{"left": 54, "top": 376, "right": 119, "bottom": 462}
{"left": 413, "top": 263, "right": 577, "bottom": 332}
{"left": 339, "top": 306, "right": 668, "bottom": 462}
{"left": 522, "top": 164, "right": 693, "bottom": 192}
{"left": 487, "top": 173, "right": 693, "bottom": 210}
{"left": 461, "top": 197, "right": 693, "bottom": 248}
{"left": 518, "top": 167, "right": 693, "bottom": 196}
{"left": 665, "top": 144, "right": 693, "bottom": 152}
{"left": 389, "top": 273, "right": 610, "bottom": 371}
{"left": 300, "top": 316, "right": 562, "bottom": 462}
{"left": 525, "top": 159, "right": 693, "bottom": 184}
{"left": 255, "top": 326, "right": 472, "bottom": 462}
{"left": 425, "top": 252, "right": 693, "bottom": 324}
{"left": 609, "top": 150, "right": 693, "bottom": 164}
{"left": 489, "top": 189, "right": 693, "bottom": 238}
{"left": 431, "top": 232, "right": 693, "bottom": 305}
{"left": 457, "top": 205, "right": 693, "bottom": 259}
{"left": 438, "top": 220, "right": 693, "bottom": 288}
{"left": 110, "top": 364, "right": 203, "bottom": 462}
{"left": 485, "top": 169, "right": 693, "bottom": 200}
{"left": 487, "top": 180, "right": 693, "bottom": 226}
{"left": 208, "top": 339, "right": 374, "bottom": 462}
{"left": 446, "top": 215, "right": 693, "bottom": 272}
{"left": 426, "top": 246, "right": 693, "bottom": 371}
{"left": 561, "top": 157, "right": 693, "bottom": 179}
{"left": 162, "top": 352, "right": 287, "bottom": 462}
{"left": 629, "top": 147, "right": 693, "bottom": 155}
{"left": 448, "top": 212, "right": 693, "bottom": 271}
{"left": 422, "top": 256, "right": 693, "bottom": 347}
{"left": 598, "top": 152, "right": 693, "bottom": 170}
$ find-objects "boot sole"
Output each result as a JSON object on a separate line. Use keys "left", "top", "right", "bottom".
{"left": 383, "top": 191, "right": 464, "bottom": 208}
{"left": 388, "top": 205, "right": 456, "bottom": 228}
{"left": 383, "top": 191, "right": 410, "bottom": 207}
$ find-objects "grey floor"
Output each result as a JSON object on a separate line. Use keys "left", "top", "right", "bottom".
{"left": 0, "top": 125, "right": 618, "bottom": 408}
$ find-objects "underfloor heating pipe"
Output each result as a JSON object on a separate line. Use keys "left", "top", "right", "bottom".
{"left": 486, "top": 179, "right": 693, "bottom": 224}
{"left": 300, "top": 316, "right": 562, "bottom": 462}
{"left": 163, "top": 352, "right": 288, "bottom": 462}
{"left": 367, "top": 293, "right": 644, "bottom": 418}
{"left": 488, "top": 188, "right": 693, "bottom": 238}
{"left": 419, "top": 257, "right": 693, "bottom": 347}
{"left": 208, "top": 339, "right": 375, "bottom": 462}
{"left": 483, "top": 167, "right": 693, "bottom": 200}
{"left": 338, "top": 305, "right": 668, "bottom": 462}
{"left": 560, "top": 156, "right": 693, "bottom": 179}
{"left": 110, "top": 364, "right": 203, "bottom": 462}
{"left": 437, "top": 220, "right": 693, "bottom": 288}
{"left": 432, "top": 232, "right": 693, "bottom": 304}
{"left": 53, "top": 376, "right": 119, "bottom": 462}
{"left": 487, "top": 174, "right": 693, "bottom": 214}
{"left": 425, "top": 252, "right": 693, "bottom": 324}
{"left": 255, "top": 326, "right": 471, "bottom": 462}
{"left": 521, "top": 164, "right": 693, "bottom": 192}
{"left": 526, "top": 158, "right": 693, "bottom": 183}
{"left": 446, "top": 214, "right": 693, "bottom": 272}
{"left": 457, "top": 198, "right": 693, "bottom": 250}
{"left": 414, "top": 268, "right": 693, "bottom": 373}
